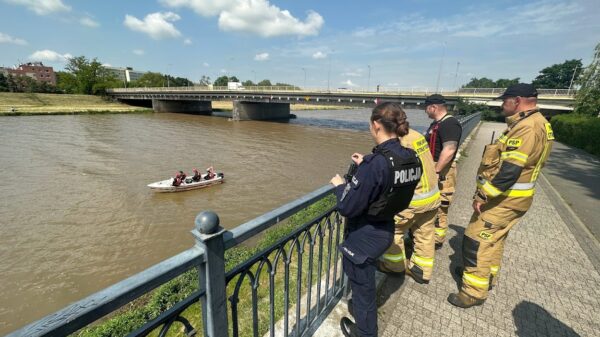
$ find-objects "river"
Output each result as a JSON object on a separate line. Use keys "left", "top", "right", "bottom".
{"left": 0, "top": 108, "right": 431, "bottom": 334}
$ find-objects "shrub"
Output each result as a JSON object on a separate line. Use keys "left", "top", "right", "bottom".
{"left": 550, "top": 113, "right": 600, "bottom": 156}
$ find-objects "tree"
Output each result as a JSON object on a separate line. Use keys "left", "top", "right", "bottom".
{"left": 242, "top": 80, "right": 255, "bottom": 87}
{"left": 165, "top": 75, "right": 194, "bottom": 87}
{"left": 56, "top": 71, "right": 78, "bottom": 93}
{"left": 130, "top": 72, "right": 166, "bottom": 87}
{"left": 0, "top": 73, "right": 9, "bottom": 92}
{"left": 532, "top": 59, "right": 583, "bottom": 89}
{"left": 213, "top": 75, "right": 239, "bottom": 86}
{"left": 64, "top": 56, "right": 119, "bottom": 95}
{"left": 463, "top": 77, "right": 496, "bottom": 88}
{"left": 495, "top": 78, "right": 520, "bottom": 88}
{"left": 257, "top": 79, "right": 272, "bottom": 86}
{"left": 575, "top": 43, "right": 600, "bottom": 116}
{"left": 198, "top": 75, "right": 211, "bottom": 85}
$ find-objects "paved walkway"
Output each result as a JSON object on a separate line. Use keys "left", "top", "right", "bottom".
{"left": 314, "top": 122, "right": 600, "bottom": 337}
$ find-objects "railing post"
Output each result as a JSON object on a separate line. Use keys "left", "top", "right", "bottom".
{"left": 192, "top": 211, "right": 229, "bottom": 337}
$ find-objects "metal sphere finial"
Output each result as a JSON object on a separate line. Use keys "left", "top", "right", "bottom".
{"left": 195, "top": 211, "right": 220, "bottom": 234}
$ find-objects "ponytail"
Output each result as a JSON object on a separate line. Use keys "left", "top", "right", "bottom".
{"left": 371, "top": 102, "right": 410, "bottom": 137}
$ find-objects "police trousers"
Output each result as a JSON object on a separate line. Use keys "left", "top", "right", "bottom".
{"left": 435, "top": 162, "right": 457, "bottom": 244}
{"left": 460, "top": 204, "right": 526, "bottom": 299}
{"left": 380, "top": 209, "right": 437, "bottom": 280}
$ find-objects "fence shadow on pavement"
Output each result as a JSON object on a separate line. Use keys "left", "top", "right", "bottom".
{"left": 448, "top": 224, "right": 465, "bottom": 287}
{"left": 513, "top": 301, "right": 581, "bottom": 337}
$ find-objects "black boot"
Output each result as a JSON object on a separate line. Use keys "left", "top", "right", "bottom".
{"left": 340, "top": 317, "right": 361, "bottom": 337}
{"left": 447, "top": 291, "right": 485, "bottom": 308}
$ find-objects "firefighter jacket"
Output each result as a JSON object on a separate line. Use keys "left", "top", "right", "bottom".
{"left": 400, "top": 129, "right": 441, "bottom": 213}
{"left": 475, "top": 109, "right": 554, "bottom": 211}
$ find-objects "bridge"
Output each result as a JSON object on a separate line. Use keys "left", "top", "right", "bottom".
{"left": 107, "top": 86, "right": 575, "bottom": 120}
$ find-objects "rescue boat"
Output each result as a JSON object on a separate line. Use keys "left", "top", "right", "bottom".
{"left": 148, "top": 173, "right": 225, "bottom": 192}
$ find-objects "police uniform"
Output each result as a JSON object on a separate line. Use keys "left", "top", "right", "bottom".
{"left": 379, "top": 129, "right": 440, "bottom": 282}
{"left": 425, "top": 114, "right": 462, "bottom": 245}
{"left": 336, "top": 138, "right": 421, "bottom": 337}
{"left": 457, "top": 108, "right": 554, "bottom": 303}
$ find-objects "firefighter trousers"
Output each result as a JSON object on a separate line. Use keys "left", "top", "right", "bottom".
{"left": 460, "top": 204, "right": 526, "bottom": 299}
{"left": 380, "top": 209, "right": 437, "bottom": 281}
{"left": 435, "top": 162, "right": 457, "bottom": 244}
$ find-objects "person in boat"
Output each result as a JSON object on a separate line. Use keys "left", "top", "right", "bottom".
{"left": 205, "top": 166, "right": 216, "bottom": 180}
{"left": 179, "top": 170, "right": 187, "bottom": 181}
{"left": 192, "top": 168, "right": 202, "bottom": 182}
{"left": 172, "top": 172, "right": 183, "bottom": 187}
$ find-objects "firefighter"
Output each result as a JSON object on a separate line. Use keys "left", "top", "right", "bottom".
{"left": 423, "top": 94, "right": 462, "bottom": 249}
{"left": 331, "top": 102, "right": 421, "bottom": 337}
{"left": 378, "top": 127, "right": 440, "bottom": 284}
{"left": 448, "top": 83, "right": 554, "bottom": 308}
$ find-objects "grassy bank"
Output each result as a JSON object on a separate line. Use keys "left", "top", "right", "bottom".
{"left": 75, "top": 194, "right": 339, "bottom": 337}
{"left": 0, "top": 93, "right": 151, "bottom": 115}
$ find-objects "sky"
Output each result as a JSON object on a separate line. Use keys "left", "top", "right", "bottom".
{"left": 1, "top": 0, "right": 599, "bottom": 90}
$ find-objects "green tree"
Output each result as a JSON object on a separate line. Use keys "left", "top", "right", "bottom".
{"left": 0, "top": 73, "right": 9, "bottom": 92}
{"left": 495, "top": 78, "right": 520, "bottom": 88}
{"left": 56, "top": 71, "right": 78, "bottom": 93}
{"left": 575, "top": 43, "right": 600, "bottom": 116}
{"left": 257, "top": 79, "right": 272, "bottom": 86}
{"left": 242, "top": 80, "right": 255, "bottom": 86}
{"left": 165, "top": 75, "right": 194, "bottom": 87}
{"left": 213, "top": 75, "right": 229, "bottom": 86}
{"left": 532, "top": 59, "right": 583, "bottom": 89}
{"left": 64, "top": 56, "right": 119, "bottom": 94}
{"left": 463, "top": 77, "right": 496, "bottom": 88}
{"left": 130, "top": 72, "right": 166, "bottom": 87}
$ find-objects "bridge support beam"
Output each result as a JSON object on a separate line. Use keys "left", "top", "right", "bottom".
{"left": 152, "top": 99, "right": 212, "bottom": 114}
{"left": 232, "top": 101, "right": 290, "bottom": 120}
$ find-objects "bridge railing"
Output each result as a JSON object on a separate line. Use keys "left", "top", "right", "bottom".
{"left": 8, "top": 114, "right": 482, "bottom": 337}
{"left": 108, "top": 86, "right": 576, "bottom": 98}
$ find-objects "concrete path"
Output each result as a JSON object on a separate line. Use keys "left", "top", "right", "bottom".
{"left": 313, "top": 122, "right": 600, "bottom": 337}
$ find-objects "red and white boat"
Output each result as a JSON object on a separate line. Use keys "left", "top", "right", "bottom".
{"left": 148, "top": 173, "right": 225, "bottom": 192}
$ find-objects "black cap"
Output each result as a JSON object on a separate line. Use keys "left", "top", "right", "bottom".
{"left": 424, "top": 94, "right": 446, "bottom": 107}
{"left": 496, "top": 83, "right": 538, "bottom": 100}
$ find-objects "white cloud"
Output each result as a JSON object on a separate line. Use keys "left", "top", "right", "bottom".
{"left": 203, "top": 62, "right": 210, "bottom": 67}
{"left": 5, "top": 0, "right": 70, "bottom": 15}
{"left": 102, "top": 63, "right": 112, "bottom": 67}
{"left": 133, "top": 49, "right": 145, "bottom": 55}
{"left": 80, "top": 17, "right": 99, "bottom": 28}
{"left": 254, "top": 52, "right": 269, "bottom": 61}
{"left": 312, "top": 51, "right": 327, "bottom": 59}
{"left": 0, "top": 32, "right": 27, "bottom": 45}
{"left": 341, "top": 80, "right": 357, "bottom": 87}
{"left": 220, "top": 68, "right": 227, "bottom": 73}
{"left": 29, "top": 49, "right": 72, "bottom": 63}
{"left": 160, "top": 0, "right": 236, "bottom": 17}
{"left": 160, "top": 0, "right": 323, "bottom": 37}
{"left": 183, "top": 38, "right": 192, "bottom": 45}
{"left": 342, "top": 71, "right": 362, "bottom": 77}
{"left": 124, "top": 12, "right": 182, "bottom": 40}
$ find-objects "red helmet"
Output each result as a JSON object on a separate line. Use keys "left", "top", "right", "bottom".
{"left": 175, "top": 172, "right": 181, "bottom": 177}
{"left": 193, "top": 168, "right": 198, "bottom": 172}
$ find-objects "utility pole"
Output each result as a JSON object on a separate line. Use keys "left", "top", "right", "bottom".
{"left": 367, "top": 65, "right": 371, "bottom": 92}
{"left": 453, "top": 61, "right": 460, "bottom": 92}
{"left": 435, "top": 42, "right": 446, "bottom": 93}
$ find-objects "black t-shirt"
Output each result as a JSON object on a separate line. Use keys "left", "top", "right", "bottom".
{"left": 425, "top": 114, "right": 462, "bottom": 162}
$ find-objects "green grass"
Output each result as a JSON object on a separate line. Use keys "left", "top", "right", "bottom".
{"left": 75, "top": 194, "right": 339, "bottom": 337}
{"left": 0, "top": 92, "right": 151, "bottom": 115}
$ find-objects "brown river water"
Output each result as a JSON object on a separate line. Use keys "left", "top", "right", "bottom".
{"left": 0, "top": 108, "right": 430, "bottom": 333}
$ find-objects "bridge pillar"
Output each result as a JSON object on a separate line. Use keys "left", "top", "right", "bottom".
{"left": 152, "top": 99, "right": 212, "bottom": 114}
{"left": 232, "top": 101, "right": 291, "bottom": 120}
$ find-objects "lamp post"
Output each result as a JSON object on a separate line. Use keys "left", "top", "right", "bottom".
{"left": 367, "top": 65, "right": 371, "bottom": 92}
{"left": 567, "top": 64, "right": 579, "bottom": 95}
{"left": 302, "top": 67, "right": 306, "bottom": 89}
{"left": 166, "top": 63, "right": 172, "bottom": 88}
{"left": 435, "top": 42, "right": 446, "bottom": 93}
{"left": 453, "top": 61, "right": 460, "bottom": 92}
{"left": 251, "top": 70, "right": 256, "bottom": 86}
{"left": 327, "top": 50, "right": 334, "bottom": 92}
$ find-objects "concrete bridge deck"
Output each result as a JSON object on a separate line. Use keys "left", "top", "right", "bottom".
{"left": 314, "top": 122, "right": 600, "bottom": 337}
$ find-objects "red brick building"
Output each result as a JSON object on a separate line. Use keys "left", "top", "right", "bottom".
{"left": 2, "top": 62, "right": 56, "bottom": 85}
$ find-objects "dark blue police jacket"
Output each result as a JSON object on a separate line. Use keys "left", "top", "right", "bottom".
{"left": 335, "top": 138, "right": 416, "bottom": 265}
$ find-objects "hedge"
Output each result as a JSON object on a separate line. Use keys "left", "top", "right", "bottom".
{"left": 550, "top": 113, "right": 600, "bottom": 156}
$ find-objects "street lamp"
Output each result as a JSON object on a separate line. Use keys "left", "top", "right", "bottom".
{"left": 302, "top": 67, "right": 307, "bottom": 89}
{"left": 166, "top": 63, "right": 172, "bottom": 88}
{"left": 452, "top": 62, "right": 461, "bottom": 92}
{"left": 367, "top": 65, "right": 371, "bottom": 92}
{"left": 251, "top": 70, "right": 256, "bottom": 85}
{"left": 435, "top": 42, "right": 446, "bottom": 93}
{"left": 327, "top": 50, "right": 334, "bottom": 92}
{"left": 567, "top": 64, "right": 579, "bottom": 95}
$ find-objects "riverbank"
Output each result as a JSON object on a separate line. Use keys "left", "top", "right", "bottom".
{"left": 0, "top": 93, "right": 357, "bottom": 116}
{"left": 0, "top": 93, "right": 152, "bottom": 115}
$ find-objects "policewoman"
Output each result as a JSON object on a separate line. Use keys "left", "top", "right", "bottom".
{"left": 330, "top": 102, "right": 422, "bottom": 337}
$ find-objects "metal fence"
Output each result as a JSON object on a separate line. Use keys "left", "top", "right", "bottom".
{"left": 108, "top": 86, "right": 575, "bottom": 97}
{"left": 8, "top": 114, "right": 481, "bottom": 337}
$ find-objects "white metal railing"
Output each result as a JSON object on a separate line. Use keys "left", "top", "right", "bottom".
{"left": 107, "top": 86, "right": 576, "bottom": 98}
